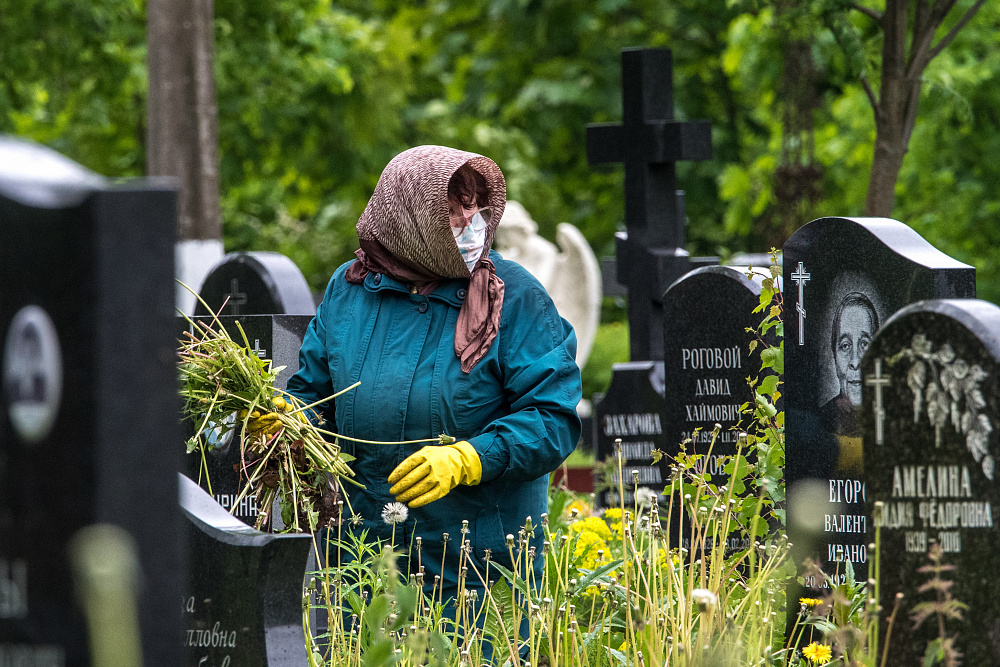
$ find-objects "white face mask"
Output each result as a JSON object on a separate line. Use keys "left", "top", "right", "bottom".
{"left": 452, "top": 210, "right": 488, "bottom": 271}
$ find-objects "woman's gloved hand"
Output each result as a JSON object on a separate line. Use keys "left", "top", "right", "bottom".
{"left": 388, "top": 441, "right": 482, "bottom": 508}
{"left": 242, "top": 397, "right": 293, "bottom": 438}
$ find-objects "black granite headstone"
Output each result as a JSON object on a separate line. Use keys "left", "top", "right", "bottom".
{"left": 657, "top": 265, "right": 778, "bottom": 554}
{"left": 195, "top": 252, "right": 315, "bottom": 318}
{"left": 864, "top": 299, "right": 1000, "bottom": 664}
{"left": 593, "top": 362, "right": 669, "bottom": 508}
{"left": 0, "top": 136, "right": 181, "bottom": 665}
{"left": 783, "top": 217, "right": 975, "bottom": 592}
{"left": 184, "top": 315, "right": 313, "bottom": 528}
{"left": 180, "top": 473, "right": 312, "bottom": 666}
{"left": 662, "top": 266, "right": 772, "bottom": 479}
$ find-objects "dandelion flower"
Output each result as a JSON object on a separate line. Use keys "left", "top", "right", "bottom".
{"left": 691, "top": 588, "right": 717, "bottom": 609}
{"left": 802, "top": 642, "right": 832, "bottom": 665}
{"left": 601, "top": 508, "right": 625, "bottom": 536}
{"left": 564, "top": 498, "right": 591, "bottom": 518}
{"left": 381, "top": 502, "right": 408, "bottom": 525}
{"left": 634, "top": 486, "right": 659, "bottom": 508}
{"left": 799, "top": 597, "right": 823, "bottom": 608}
{"left": 657, "top": 548, "right": 681, "bottom": 571}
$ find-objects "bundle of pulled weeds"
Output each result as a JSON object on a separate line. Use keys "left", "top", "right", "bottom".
{"left": 178, "top": 309, "right": 358, "bottom": 534}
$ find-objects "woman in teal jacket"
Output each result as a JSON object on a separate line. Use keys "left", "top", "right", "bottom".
{"left": 285, "top": 145, "right": 582, "bottom": 604}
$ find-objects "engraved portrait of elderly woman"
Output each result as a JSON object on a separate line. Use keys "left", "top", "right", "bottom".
{"left": 819, "top": 291, "right": 880, "bottom": 437}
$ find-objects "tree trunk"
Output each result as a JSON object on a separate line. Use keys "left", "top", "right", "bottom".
{"left": 147, "top": 0, "right": 221, "bottom": 241}
{"left": 865, "top": 118, "right": 909, "bottom": 218}
{"left": 861, "top": 0, "right": 986, "bottom": 217}
{"left": 864, "top": 52, "right": 922, "bottom": 218}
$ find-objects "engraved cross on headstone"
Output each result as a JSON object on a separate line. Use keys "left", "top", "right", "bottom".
{"left": 791, "top": 261, "right": 810, "bottom": 345}
{"left": 865, "top": 357, "right": 890, "bottom": 445}
{"left": 225, "top": 278, "right": 248, "bottom": 316}
{"left": 587, "top": 47, "right": 713, "bottom": 361}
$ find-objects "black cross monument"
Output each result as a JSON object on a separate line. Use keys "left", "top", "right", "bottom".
{"left": 587, "top": 47, "right": 715, "bottom": 361}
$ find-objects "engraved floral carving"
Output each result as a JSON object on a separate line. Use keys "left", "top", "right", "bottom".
{"left": 890, "top": 333, "right": 994, "bottom": 480}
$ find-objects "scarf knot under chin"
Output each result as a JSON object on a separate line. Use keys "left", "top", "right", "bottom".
{"left": 345, "top": 237, "right": 505, "bottom": 373}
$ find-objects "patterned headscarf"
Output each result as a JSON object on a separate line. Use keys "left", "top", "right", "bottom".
{"left": 345, "top": 145, "right": 507, "bottom": 372}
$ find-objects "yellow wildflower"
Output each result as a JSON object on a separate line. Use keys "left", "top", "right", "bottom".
{"left": 572, "top": 516, "right": 613, "bottom": 540}
{"left": 802, "top": 642, "right": 832, "bottom": 665}
{"left": 656, "top": 548, "right": 681, "bottom": 571}
{"left": 602, "top": 508, "right": 624, "bottom": 532}
{"left": 799, "top": 597, "right": 823, "bottom": 608}
{"left": 564, "top": 498, "right": 591, "bottom": 518}
{"left": 572, "top": 530, "right": 607, "bottom": 569}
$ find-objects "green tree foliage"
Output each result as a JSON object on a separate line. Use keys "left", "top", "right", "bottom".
{"left": 718, "top": 0, "right": 1000, "bottom": 301}
{"left": 0, "top": 0, "right": 147, "bottom": 176}
{"left": 1, "top": 0, "right": 997, "bottom": 302}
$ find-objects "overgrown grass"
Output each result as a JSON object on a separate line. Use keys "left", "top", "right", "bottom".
{"left": 304, "top": 425, "right": 800, "bottom": 666}
{"left": 297, "top": 256, "right": 934, "bottom": 666}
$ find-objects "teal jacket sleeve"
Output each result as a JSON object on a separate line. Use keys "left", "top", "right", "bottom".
{"left": 466, "top": 282, "right": 583, "bottom": 483}
{"left": 285, "top": 295, "right": 336, "bottom": 430}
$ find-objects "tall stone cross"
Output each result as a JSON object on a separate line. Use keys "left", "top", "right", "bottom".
{"left": 587, "top": 47, "right": 713, "bottom": 361}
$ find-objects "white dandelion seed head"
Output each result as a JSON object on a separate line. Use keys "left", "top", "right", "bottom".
{"left": 635, "top": 487, "right": 659, "bottom": 508}
{"left": 381, "top": 502, "right": 409, "bottom": 525}
{"left": 691, "top": 588, "right": 717, "bottom": 607}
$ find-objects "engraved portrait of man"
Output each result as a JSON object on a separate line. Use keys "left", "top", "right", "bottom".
{"left": 819, "top": 291, "right": 879, "bottom": 438}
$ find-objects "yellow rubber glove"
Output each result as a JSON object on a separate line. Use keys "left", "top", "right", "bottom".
{"left": 388, "top": 441, "right": 482, "bottom": 508}
{"left": 243, "top": 397, "right": 293, "bottom": 438}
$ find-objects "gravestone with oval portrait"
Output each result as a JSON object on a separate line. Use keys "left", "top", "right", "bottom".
{"left": 783, "top": 217, "right": 975, "bottom": 596}
{"left": 0, "top": 137, "right": 181, "bottom": 665}
{"left": 864, "top": 299, "right": 1000, "bottom": 664}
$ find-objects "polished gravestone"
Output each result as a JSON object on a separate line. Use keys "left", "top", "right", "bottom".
{"left": 593, "top": 362, "right": 669, "bottom": 509}
{"left": 180, "top": 474, "right": 312, "bottom": 666}
{"left": 660, "top": 265, "right": 776, "bottom": 553}
{"left": 663, "top": 265, "right": 773, "bottom": 480}
{"left": 0, "top": 137, "right": 181, "bottom": 665}
{"left": 195, "top": 251, "right": 316, "bottom": 318}
{"left": 183, "top": 315, "right": 314, "bottom": 528}
{"left": 783, "top": 217, "right": 975, "bottom": 592}
{"left": 864, "top": 299, "right": 1000, "bottom": 664}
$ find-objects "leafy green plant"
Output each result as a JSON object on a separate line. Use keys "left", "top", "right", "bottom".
{"left": 743, "top": 251, "right": 786, "bottom": 528}
{"left": 176, "top": 287, "right": 455, "bottom": 533}
{"left": 305, "top": 420, "right": 793, "bottom": 666}
{"left": 177, "top": 293, "right": 356, "bottom": 533}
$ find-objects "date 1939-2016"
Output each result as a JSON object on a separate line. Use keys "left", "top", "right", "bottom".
{"left": 905, "top": 531, "right": 961, "bottom": 554}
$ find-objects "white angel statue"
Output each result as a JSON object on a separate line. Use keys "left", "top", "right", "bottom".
{"left": 493, "top": 201, "right": 602, "bottom": 370}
